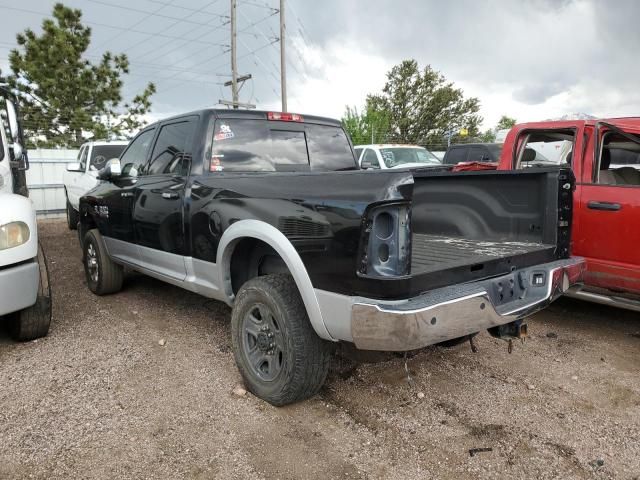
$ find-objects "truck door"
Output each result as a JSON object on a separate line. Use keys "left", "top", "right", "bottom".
{"left": 574, "top": 124, "right": 640, "bottom": 294}
{"left": 132, "top": 116, "right": 197, "bottom": 281}
{"left": 103, "top": 128, "right": 156, "bottom": 244}
{"left": 67, "top": 146, "right": 88, "bottom": 207}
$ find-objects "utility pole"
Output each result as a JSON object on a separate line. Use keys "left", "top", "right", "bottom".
{"left": 279, "top": 0, "right": 287, "bottom": 112}
{"left": 220, "top": 0, "right": 255, "bottom": 109}
{"left": 230, "top": 0, "right": 238, "bottom": 108}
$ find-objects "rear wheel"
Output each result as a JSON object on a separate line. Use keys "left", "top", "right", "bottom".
{"left": 66, "top": 199, "right": 79, "bottom": 230}
{"left": 231, "top": 274, "right": 332, "bottom": 406}
{"left": 11, "top": 243, "right": 52, "bottom": 341}
{"left": 83, "top": 229, "right": 123, "bottom": 295}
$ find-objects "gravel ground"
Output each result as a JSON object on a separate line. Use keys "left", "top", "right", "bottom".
{"left": 1, "top": 220, "right": 639, "bottom": 479}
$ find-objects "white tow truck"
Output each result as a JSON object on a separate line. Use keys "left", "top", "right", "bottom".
{"left": 0, "top": 87, "right": 51, "bottom": 340}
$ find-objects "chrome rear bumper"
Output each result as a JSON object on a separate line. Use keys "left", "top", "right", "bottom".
{"left": 346, "top": 258, "right": 585, "bottom": 351}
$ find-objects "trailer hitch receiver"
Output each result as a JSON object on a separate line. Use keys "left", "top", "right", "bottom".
{"left": 488, "top": 319, "right": 528, "bottom": 340}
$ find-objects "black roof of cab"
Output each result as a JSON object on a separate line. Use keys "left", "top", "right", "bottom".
{"left": 149, "top": 108, "right": 343, "bottom": 128}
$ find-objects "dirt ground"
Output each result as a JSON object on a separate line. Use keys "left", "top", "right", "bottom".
{"left": 1, "top": 221, "right": 639, "bottom": 480}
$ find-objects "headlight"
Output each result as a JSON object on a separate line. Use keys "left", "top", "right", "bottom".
{"left": 0, "top": 222, "right": 30, "bottom": 250}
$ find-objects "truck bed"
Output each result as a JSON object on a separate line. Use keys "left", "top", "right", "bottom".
{"left": 411, "top": 234, "right": 555, "bottom": 275}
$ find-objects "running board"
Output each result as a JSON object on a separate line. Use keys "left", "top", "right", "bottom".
{"left": 565, "top": 289, "right": 640, "bottom": 313}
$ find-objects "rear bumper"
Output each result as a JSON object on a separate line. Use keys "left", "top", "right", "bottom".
{"left": 0, "top": 260, "right": 39, "bottom": 316}
{"left": 320, "top": 258, "right": 585, "bottom": 351}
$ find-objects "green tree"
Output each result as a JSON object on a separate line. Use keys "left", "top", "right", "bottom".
{"left": 365, "top": 60, "right": 482, "bottom": 145}
{"left": 342, "top": 104, "right": 391, "bottom": 145}
{"left": 496, "top": 115, "right": 517, "bottom": 131}
{"left": 0, "top": 3, "right": 155, "bottom": 147}
{"left": 480, "top": 115, "right": 517, "bottom": 142}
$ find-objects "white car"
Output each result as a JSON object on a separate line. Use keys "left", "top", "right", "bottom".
{"left": 63, "top": 140, "right": 128, "bottom": 229}
{"left": 354, "top": 144, "right": 441, "bottom": 170}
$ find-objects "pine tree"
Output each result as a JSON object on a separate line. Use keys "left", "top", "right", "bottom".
{"left": 0, "top": 3, "right": 155, "bottom": 147}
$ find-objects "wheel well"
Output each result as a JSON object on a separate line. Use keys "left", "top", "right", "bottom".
{"left": 229, "top": 238, "right": 289, "bottom": 295}
{"left": 79, "top": 212, "right": 97, "bottom": 244}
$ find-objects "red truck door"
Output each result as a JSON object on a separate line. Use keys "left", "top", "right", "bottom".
{"left": 574, "top": 123, "right": 640, "bottom": 295}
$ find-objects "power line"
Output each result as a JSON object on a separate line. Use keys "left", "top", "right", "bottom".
{"left": 91, "top": 0, "right": 175, "bottom": 52}
{"left": 85, "top": 0, "right": 230, "bottom": 25}
{"left": 0, "top": 5, "right": 227, "bottom": 49}
{"left": 155, "top": 39, "right": 275, "bottom": 97}
{"left": 240, "top": 0, "right": 278, "bottom": 12}
{"left": 111, "top": 0, "right": 228, "bottom": 59}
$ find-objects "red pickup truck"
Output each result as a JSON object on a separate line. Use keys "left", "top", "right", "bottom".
{"left": 485, "top": 118, "right": 640, "bottom": 311}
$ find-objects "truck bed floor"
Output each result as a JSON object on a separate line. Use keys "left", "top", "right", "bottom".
{"left": 411, "top": 234, "right": 553, "bottom": 275}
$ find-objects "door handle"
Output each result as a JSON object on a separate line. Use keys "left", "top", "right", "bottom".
{"left": 587, "top": 201, "right": 621, "bottom": 211}
{"left": 161, "top": 191, "right": 179, "bottom": 199}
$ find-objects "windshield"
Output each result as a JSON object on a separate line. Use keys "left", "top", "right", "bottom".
{"left": 90, "top": 144, "right": 127, "bottom": 170}
{"left": 379, "top": 147, "right": 441, "bottom": 167}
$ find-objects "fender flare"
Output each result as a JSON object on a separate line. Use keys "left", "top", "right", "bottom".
{"left": 216, "top": 219, "right": 334, "bottom": 341}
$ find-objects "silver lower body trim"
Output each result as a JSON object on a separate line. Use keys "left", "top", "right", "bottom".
{"left": 565, "top": 288, "right": 640, "bottom": 313}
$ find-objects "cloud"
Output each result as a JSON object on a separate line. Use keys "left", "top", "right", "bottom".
{"left": 2, "top": 0, "right": 640, "bottom": 130}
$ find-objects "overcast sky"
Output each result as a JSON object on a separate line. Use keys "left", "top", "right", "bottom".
{"left": 1, "top": 0, "right": 639, "bottom": 129}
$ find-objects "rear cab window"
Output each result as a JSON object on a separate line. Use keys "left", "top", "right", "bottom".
{"left": 514, "top": 129, "right": 575, "bottom": 169}
{"left": 594, "top": 129, "right": 640, "bottom": 186}
{"left": 208, "top": 117, "right": 356, "bottom": 173}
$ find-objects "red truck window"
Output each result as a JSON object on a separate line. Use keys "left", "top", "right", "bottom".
{"left": 514, "top": 130, "right": 575, "bottom": 169}
{"left": 594, "top": 131, "right": 640, "bottom": 186}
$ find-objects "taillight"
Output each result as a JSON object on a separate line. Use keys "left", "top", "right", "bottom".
{"left": 267, "top": 112, "right": 304, "bottom": 122}
{"left": 359, "top": 203, "right": 411, "bottom": 277}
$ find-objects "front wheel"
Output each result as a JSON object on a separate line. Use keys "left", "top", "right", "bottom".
{"left": 83, "top": 229, "right": 123, "bottom": 295}
{"left": 231, "top": 274, "right": 332, "bottom": 406}
{"left": 11, "top": 243, "right": 52, "bottom": 341}
{"left": 66, "top": 199, "right": 79, "bottom": 230}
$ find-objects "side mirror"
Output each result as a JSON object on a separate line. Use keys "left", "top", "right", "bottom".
{"left": 97, "top": 158, "right": 122, "bottom": 181}
{"left": 66, "top": 162, "right": 83, "bottom": 172}
{"left": 361, "top": 159, "right": 373, "bottom": 170}
{"left": 5, "top": 98, "right": 28, "bottom": 171}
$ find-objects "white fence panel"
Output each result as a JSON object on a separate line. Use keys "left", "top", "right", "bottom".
{"left": 26, "top": 149, "right": 79, "bottom": 218}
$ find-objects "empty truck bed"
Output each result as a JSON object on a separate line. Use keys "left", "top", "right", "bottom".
{"left": 411, "top": 234, "right": 555, "bottom": 275}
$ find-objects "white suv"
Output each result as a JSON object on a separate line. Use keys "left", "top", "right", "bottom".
{"left": 354, "top": 144, "right": 441, "bottom": 170}
{"left": 63, "top": 140, "right": 127, "bottom": 229}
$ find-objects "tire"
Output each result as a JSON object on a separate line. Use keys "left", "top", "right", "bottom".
{"left": 437, "top": 333, "right": 478, "bottom": 348}
{"left": 11, "top": 243, "right": 52, "bottom": 341}
{"left": 231, "top": 274, "right": 332, "bottom": 406}
{"left": 66, "top": 199, "right": 79, "bottom": 230}
{"left": 83, "top": 229, "right": 123, "bottom": 295}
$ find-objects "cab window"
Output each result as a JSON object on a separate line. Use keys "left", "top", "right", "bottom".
{"left": 514, "top": 130, "right": 575, "bottom": 169}
{"left": 362, "top": 149, "right": 380, "bottom": 168}
{"left": 595, "top": 131, "right": 640, "bottom": 186}
{"left": 148, "top": 117, "right": 198, "bottom": 176}
{"left": 120, "top": 128, "right": 155, "bottom": 177}
{"left": 444, "top": 147, "right": 466, "bottom": 165}
{"left": 78, "top": 146, "right": 89, "bottom": 172}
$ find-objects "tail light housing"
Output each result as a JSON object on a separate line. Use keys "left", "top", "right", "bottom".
{"left": 359, "top": 203, "right": 411, "bottom": 277}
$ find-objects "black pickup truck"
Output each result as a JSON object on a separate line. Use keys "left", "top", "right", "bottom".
{"left": 78, "top": 109, "right": 584, "bottom": 405}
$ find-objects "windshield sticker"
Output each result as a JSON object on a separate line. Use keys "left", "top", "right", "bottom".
{"left": 210, "top": 156, "right": 224, "bottom": 172}
{"left": 381, "top": 151, "right": 395, "bottom": 163}
{"left": 214, "top": 123, "right": 235, "bottom": 141}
